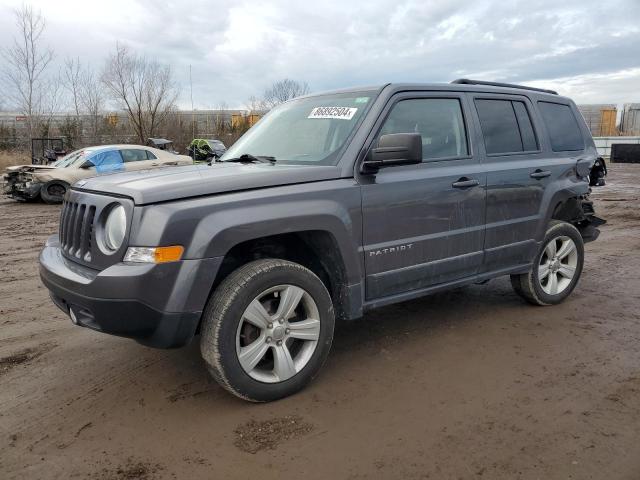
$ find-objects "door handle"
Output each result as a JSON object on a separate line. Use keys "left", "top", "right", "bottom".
{"left": 452, "top": 177, "right": 480, "bottom": 188}
{"left": 150, "top": 162, "right": 159, "bottom": 166}
{"left": 530, "top": 170, "right": 551, "bottom": 179}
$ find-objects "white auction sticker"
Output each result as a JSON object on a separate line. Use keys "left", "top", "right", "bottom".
{"left": 308, "top": 107, "right": 357, "bottom": 120}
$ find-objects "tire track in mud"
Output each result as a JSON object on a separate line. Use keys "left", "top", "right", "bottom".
{"left": 4, "top": 349, "right": 174, "bottom": 439}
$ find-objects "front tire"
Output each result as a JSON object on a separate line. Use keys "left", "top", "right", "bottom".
{"left": 511, "top": 220, "right": 584, "bottom": 305}
{"left": 41, "top": 180, "right": 69, "bottom": 204}
{"left": 200, "top": 259, "right": 335, "bottom": 402}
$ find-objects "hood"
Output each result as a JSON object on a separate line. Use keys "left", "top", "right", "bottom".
{"left": 75, "top": 162, "right": 344, "bottom": 205}
{"left": 6, "top": 164, "right": 57, "bottom": 173}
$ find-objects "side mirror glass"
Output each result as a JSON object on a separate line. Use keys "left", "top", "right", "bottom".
{"left": 362, "top": 133, "right": 422, "bottom": 173}
{"left": 80, "top": 160, "right": 95, "bottom": 169}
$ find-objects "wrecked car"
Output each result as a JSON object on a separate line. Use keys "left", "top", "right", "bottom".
{"left": 187, "top": 138, "right": 227, "bottom": 162}
{"left": 3, "top": 145, "right": 192, "bottom": 204}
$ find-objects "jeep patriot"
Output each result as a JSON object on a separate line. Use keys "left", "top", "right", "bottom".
{"left": 39, "top": 79, "right": 603, "bottom": 401}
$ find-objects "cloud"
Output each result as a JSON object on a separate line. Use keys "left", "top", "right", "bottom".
{"left": 0, "top": 0, "right": 638, "bottom": 108}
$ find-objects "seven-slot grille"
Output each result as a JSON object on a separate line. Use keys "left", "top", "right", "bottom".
{"left": 59, "top": 200, "right": 96, "bottom": 262}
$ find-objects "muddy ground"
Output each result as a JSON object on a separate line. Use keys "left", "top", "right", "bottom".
{"left": 1, "top": 164, "right": 639, "bottom": 479}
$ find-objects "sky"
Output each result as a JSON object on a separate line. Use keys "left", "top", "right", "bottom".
{"left": 0, "top": 0, "right": 639, "bottom": 110}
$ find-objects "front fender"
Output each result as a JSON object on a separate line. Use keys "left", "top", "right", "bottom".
{"left": 130, "top": 179, "right": 364, "bottom": 285}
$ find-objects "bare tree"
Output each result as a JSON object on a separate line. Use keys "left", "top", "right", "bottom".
{"left": 262, "top": 79, "right": 310, "bottom": 109}
{"left": 213, "top": 101, "right": 229, "bottom": 136}
{"left": 1, "top": 4, "right": 55, "bottom": 138}
{"left": 102, "top": 44, "right": 178, "bottom": 144}
{"left": 246, "top": 95, "right": 266, "bottom": 114}
{"left": 78, "top": 66, "right": 104, "bottom": 141}
{"left": 62, "top": 57, "right": 104, "bottom": 142}
{"left": 39, "top": 76, "right": 63, "bottom": 135}
{"left": 63, "top": 57, "right": 82, "bottom": 119}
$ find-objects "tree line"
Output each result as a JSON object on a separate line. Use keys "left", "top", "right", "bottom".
{"left": 0, "top": 4, "right": 310, "bottom": 149}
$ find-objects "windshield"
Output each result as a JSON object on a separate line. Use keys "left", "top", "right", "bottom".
{"left": 52, "top": 148, "right": 95, "bottom": 168}
{"left": 221, "top": 91, "right": 375, "bottom": 165}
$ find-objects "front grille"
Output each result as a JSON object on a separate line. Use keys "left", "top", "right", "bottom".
{"left": 58, "top": 189, "right": 133, "bottom": 270}
{"left": 59, "top": 200, "right": 96, "bottom": 262}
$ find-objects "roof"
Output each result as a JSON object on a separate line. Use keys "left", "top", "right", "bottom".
{"left": 66, "top": 144, "right": 158, "bottom": 155}
{"left": 302, "top": 80, "right": 566, "bottom": 101}
{"left": 450, "top": 78, "right": 557, "bottom": 95}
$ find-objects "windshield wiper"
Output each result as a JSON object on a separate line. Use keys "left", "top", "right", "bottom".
{"left": 223, "top": 153, "right": 276, "bottom": 164}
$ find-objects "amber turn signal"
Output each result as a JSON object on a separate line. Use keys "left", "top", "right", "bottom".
{"left": 154, "top": 245, "right": 184, "bottom": 263}
{"left": 123, "top": 246, "right": 184, "bottom": 264}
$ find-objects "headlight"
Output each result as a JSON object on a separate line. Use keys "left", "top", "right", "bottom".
{"left": 104, "top": 204, "right": 127, "bottom": 251}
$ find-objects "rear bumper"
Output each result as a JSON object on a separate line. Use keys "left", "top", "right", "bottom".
{"left": 579, "top": 196, "right": 605, "bottom": 243}
{"left": 39, "top": 235, "right": 222, "bottom": 348}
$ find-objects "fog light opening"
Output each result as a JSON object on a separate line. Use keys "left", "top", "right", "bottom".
{"left": 69, "top": 308, "right": 78, "bottom": 325}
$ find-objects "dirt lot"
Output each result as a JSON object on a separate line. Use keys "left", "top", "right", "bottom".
{"left": 1, "top": 164, "right": 639, "bottom": 479}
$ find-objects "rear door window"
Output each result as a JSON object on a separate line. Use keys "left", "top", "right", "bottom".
{"left": 538, "top": 102, "right": 584, "bottom": 152}
{"left": 378, "top": 98, "right": 469, "bottom": 160}
{"left": 475, "top": 99, "right": 538, "bottom": 155}
{"left": 120, "top": 149, "right": 149, "bottom": 162}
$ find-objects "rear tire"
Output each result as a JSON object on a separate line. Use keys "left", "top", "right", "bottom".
{"left": 200, "top": 259, "right": 335, "bottom": 402}
{"left": 511, "top": 220, "right": 584, "bottom": 305}
{"left": 41, "top": 180, "right": 69, "bottom": 204}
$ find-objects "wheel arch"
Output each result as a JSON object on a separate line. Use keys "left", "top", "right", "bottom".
{"left": 538, "top": 182, "right": 590, "bottom": 240}
{"left": 202, "top": 230, "right": 356, "bottom": 330}
{"left": 40, "top": 179, "right": 70, "bottom": 204}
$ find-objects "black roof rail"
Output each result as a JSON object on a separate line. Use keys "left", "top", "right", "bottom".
{"left": 450, "top": 78, "right": 558, "bottom": 95}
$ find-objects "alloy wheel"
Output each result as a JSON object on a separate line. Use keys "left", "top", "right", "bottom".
{"left": 235, "top": 284, "right": 321, "bottom": 383}
{"left": 538, "top": 235, "right": 578, "bottom": 295}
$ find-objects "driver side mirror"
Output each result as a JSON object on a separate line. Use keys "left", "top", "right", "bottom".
{"left": 361, "top": 133, "right": 422, "bottom": 173}
{"left": 80, "top": 160, "right": 94, "bottom": 169}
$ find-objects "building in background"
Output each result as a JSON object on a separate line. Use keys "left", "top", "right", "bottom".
{"left": 578, "top": 104, "right": 618, "bottom": 136}
{"left": 620, "top": 104, "right": 640, "bottom": 135}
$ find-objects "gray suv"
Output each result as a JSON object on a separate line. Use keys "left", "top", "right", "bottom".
{"left": 39, "top": 80, "right": 603, "bottom": 401}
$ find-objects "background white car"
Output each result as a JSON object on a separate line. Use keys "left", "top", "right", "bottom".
{"left": 3, "top": 145, "right": 193, "bottom": 203}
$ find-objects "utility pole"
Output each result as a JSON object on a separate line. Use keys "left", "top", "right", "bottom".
{"left": 190, "top": 65, "right": 195, "bottom": 139}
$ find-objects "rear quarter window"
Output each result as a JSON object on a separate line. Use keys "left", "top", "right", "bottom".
{"left": 538, "top": 101, "right": 584, "bottom": 152}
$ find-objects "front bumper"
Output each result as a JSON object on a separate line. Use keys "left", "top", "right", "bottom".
{"left": 2, "top": 178, "right": 42, "bottom": 201}
{"left": 39, "top": 235, "right": 222, "bottom": 348}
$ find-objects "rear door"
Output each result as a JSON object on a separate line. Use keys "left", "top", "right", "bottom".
{"left": 469, "top": 93, "right": 568, "bottom": 273}
{"left": 120, "top": 148, "right": 156, "bottom": 171}
{"left": 360, "top": 92, "right": 486, "bottom": 300}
